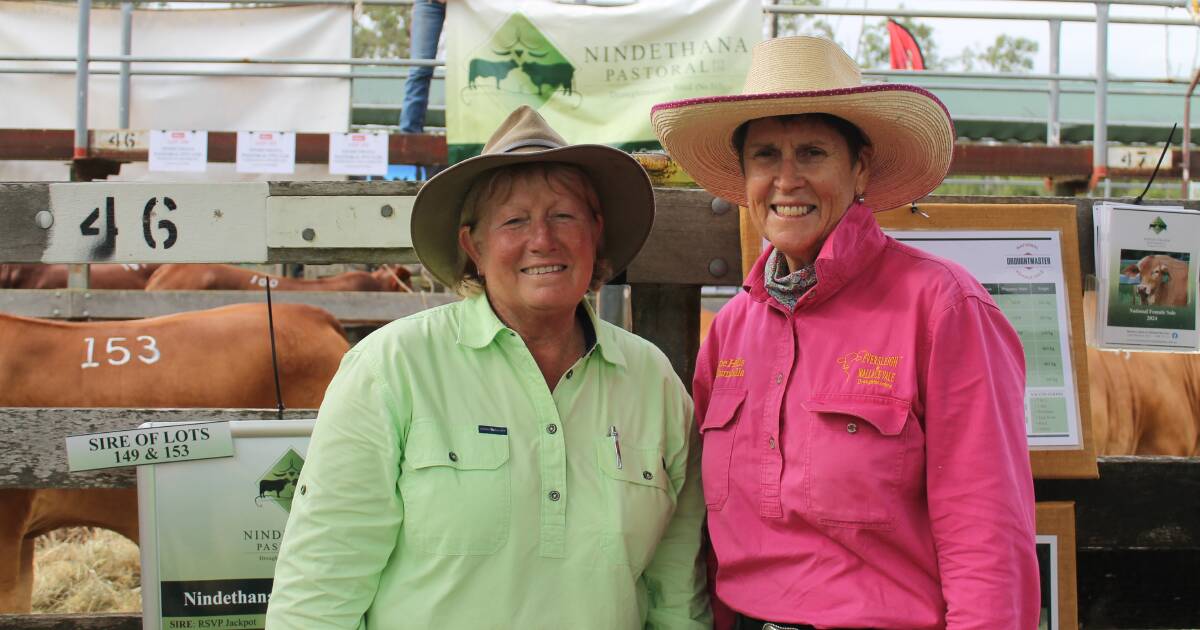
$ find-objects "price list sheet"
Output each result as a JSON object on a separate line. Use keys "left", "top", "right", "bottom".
{"left": 888, "top": 230, "right": 1082, "bottom": 448}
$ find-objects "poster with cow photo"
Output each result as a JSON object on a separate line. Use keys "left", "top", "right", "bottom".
{"left": 1094, "top": 202, "right": 1200, "bottom": 350}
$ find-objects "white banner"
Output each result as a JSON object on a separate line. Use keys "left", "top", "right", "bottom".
{"left": 445, "top": 0, "right": 761, "bottom": 162}
{"left": 0, "top": 2, "right": 351, "bottom": 133}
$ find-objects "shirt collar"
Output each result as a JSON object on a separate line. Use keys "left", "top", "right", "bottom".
{"left": 455, "top": 292, "right": 627, "bottom": 369}
{"left": 744, "top": 201, "right": 888, "bottom": 307}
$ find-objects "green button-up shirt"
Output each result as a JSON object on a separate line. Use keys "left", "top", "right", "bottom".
{"left": 267, "top": 293, "right": 710, "bottom": 629}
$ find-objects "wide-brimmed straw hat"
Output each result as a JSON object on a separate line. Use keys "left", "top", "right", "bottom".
{"left": 412, "top": 105, "right": 654, "bottom": 287}
{"left": 650, "top": 36, "right": 954, "bottom": 211}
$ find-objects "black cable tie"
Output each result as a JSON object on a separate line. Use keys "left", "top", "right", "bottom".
{"left": 265, "top": 279, "right": 285, "bottom": 420}
{"left": 1134, "top": 123, "right": 1178, "bottom": 205}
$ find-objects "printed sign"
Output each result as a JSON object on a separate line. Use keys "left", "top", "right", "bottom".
{"left": 1094, "top": 202, "right": 1200, "bottom": 350}
{"left": 236, "top": 131, "right": 296, "bottom": 174}
{"left": 149, "top": 130, "right": 208, "bottom": 173}
{"left": 66, "top": 422, "right": 233, "bottom": 472}
{"left": 888, "top": 230, "right": 1083, "bottom": 448}
{"left": 42, "top": 182, "right": 268, "bottom": 264}
{"left": 139, "top": 420, "right": 314, "bottom": 630}
{"left": 328, "top": 131, "right": 388, "bottom": 176}
{"left": 445, "top": 0, "right": 760, "bottom": 162}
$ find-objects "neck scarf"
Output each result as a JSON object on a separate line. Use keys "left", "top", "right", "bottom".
{"left": 763, "top": 249, "right": 818, "bottom": 310}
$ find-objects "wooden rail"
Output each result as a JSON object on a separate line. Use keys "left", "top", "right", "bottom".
{"left": 0, "top": 289, "right": 456, "bottom": 324}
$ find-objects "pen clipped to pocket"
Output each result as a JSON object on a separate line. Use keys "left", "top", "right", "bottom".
{"left": 607, "top": 425, "right": 622, "bottom": 470}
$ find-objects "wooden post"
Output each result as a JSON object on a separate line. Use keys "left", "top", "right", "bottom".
{"left": 629, "top": 283, "right": 700, "bottom": 392}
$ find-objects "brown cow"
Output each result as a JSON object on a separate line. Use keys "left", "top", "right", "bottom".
{"left": 0, "top": 264, "right": 160, "bottom": 290}
{"left": 1121, "top": 254, "right": 1190, "bottom": 307}
{"left": 145, "top": 264, "right": 411, "bottom": 292}
{"left": 1086, "top": 346, "right": 1200, "bottom": 456}
{"left": 0, "top": 303, "right": 350, "bottom": 612}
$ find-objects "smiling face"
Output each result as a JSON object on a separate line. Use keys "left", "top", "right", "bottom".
{"left": 458, "top": 165, "right": 604, "bottom": 324}
{"left": 741, "top": 115, "right": 872, "bottom": 270}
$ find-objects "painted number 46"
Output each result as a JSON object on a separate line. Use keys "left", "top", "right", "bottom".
{"left": 79, "top": 196, "right": 180, "bottom": 250}
{"left": 81, "top": 335, "right": 161, "bottom": 369}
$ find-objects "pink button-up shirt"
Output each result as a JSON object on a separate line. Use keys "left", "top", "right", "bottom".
{"left": 694, "top": 203, "right": 1039, "bottom": 629}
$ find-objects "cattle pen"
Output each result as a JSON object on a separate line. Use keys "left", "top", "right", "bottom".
{"left": 1, "top": 184, "right": 1198, "bottom": 629}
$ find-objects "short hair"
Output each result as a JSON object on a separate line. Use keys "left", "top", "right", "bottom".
{"left": 732, "top": 113, "right": 871, "bottom": 171}
{"left": 455, "top": 162, "right": 611, "bottom": 297}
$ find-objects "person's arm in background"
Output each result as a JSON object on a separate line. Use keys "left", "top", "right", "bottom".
{"left": 266, "top": 348, "right": 409, "bottom": 629}
{"left": 642, "top": 370, "right": 711, "bottom": 629}
{"left": 691, "top": 327, "right": 735, "bottom": 630}
{"left": 923, "top": 296, "right": 1040, "bottom": 630}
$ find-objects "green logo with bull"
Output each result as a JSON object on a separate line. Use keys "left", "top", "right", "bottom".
{"left": 256, "top": 449, "right": 304, "bottom": 513}
{"left": 461, "top": 13, "right": 579, "bottom": 110}
{"left": 1150, "top": 216, "right": 1167, "bottom": 234}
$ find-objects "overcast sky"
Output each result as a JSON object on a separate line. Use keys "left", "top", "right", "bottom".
{"left": 811, "top": 0, "right": 1197, "bottom": 79}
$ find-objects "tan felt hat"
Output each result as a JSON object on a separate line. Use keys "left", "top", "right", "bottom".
{"left": 411, "top": 105, "right": 654, "bottom": 287}
{"left": 650, "top": 36, "right": 954, "bottom": 211}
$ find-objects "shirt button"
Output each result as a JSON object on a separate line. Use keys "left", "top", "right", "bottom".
{"left": 299, "top": 485, "right": 307, "bottom": 495}
{"left": 448, "top": 451, "right": 459, "bottom": 462}
{"left": 548, "top": 490, "right": 561, "bottom": 501}
{"left": 774, "top": 372, "right": 783, "bottom": 384}
{"left": 846, "top": 422, "right": 858, "bottom": 434}
{"left": 565, "top": 369, "right": 574, "bottom": 379}
{"left": 546, "top": 423, "right": 558, "bottom": 434}
{"left": 768, "top": 436, "right": 776, "bottom": 449}
{"left": 642, "top": 471, "right": 653, "bottom": 480}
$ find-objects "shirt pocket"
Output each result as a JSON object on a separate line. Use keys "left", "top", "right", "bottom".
{"left": 401, "top": 419, "right": 511, "bottom": 555}
{"left": 802, "top": 394, "right": 912, "bottom": 529}
{"left": 699, "top": 388, "right": 745, "bottom": 511}
{"left": 594, "top": 438, "right": 674, "bottom": 572}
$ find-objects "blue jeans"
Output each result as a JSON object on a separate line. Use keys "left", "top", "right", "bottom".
{"left": 399, "top": 0, "right": 445, "bottom": 133}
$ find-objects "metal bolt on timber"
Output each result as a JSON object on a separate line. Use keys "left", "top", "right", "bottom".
{"left": 381, "top": 204, "right": 394, "bottom": 218}
{"left": 708, "top": 258, "right": 729, "bottom": 278}
{"left": 35, "top": 210, "right": 54, "bottom": 229}
{"left": 302, "top": 228, "right": 316, "bottom": 241}
{"left": 711, "top": 198, "right": 733, "bottom": 215}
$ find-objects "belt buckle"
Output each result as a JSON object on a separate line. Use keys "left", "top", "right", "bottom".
{"left": 762, "top": 624, "right": 801, "bottom": 630}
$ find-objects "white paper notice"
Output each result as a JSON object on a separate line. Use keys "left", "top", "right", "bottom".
{"left": 328, "top": 132, "right": 389, "bottom": 176}
{"left": 887, "top": 230, "right": 1083, "bottom": 449}
{"left": 236, "top": 131, "right": 296, "bottom": 174}
{"left": 149, "top": 130, "right": 208, "bottom": 173}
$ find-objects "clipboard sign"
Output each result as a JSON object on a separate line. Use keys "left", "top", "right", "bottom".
{"left": 875, "top": 203, "right": 1098, "bottom": 479}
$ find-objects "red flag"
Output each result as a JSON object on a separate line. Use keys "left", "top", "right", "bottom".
{"left": 886, "top": 19, "right": 926, "bottom": 70}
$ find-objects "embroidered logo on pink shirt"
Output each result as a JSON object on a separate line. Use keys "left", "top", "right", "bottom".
{"left": 837, "top": 350, "right": 903, "bottom": 389}
{"left": 716, "top": 357, "right": 745, "bottom": 379}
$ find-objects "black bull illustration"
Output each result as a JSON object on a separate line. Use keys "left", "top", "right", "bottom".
{"left": 468, "top": 58, "right": 518, "bottom": 89}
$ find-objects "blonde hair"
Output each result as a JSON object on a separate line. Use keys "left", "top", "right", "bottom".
{"left": 455, "top": 163, "right": 611, "bottom": 297}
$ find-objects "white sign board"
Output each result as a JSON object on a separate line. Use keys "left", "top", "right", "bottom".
{"left": 66, "top": 421, "right": 234, "bottom": 472}
{"left": 139, "top": 419, "right": 314, "bottom": 630}
{"left": 328, "top": 132, "right": 389, "bottom": 176}
{"left": 236, "top": 131, "right": 297, "bottom": 174}
{"left": 43, "top": 183, "right": 269, "bottom": 263}
{"left": 149, "top": 130, "right": 208, "bottom": 173}
{"left": 887, "top": 230, "right": 1083, "bottom": 449}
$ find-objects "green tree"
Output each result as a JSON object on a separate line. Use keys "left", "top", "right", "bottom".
{"left": 955, "top": 34, "right": 1039, "bottom": 73}
{"left": 354, "top": 5, "right": 411, "bottom": 59}
{"left": 857, "top": 17, "right": 940, "bottom": 70}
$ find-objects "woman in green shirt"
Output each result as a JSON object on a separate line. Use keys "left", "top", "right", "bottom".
{"left": 266, "top": 106, "right": 710, "bottom": 629}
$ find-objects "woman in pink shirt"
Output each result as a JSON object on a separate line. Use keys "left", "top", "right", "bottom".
{"left": 651, "top": 36, "right": 1040, "bottom": 629}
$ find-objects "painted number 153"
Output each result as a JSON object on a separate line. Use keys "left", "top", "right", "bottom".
{"left": 81, "top": 335, "right": 161, "bottom": 369}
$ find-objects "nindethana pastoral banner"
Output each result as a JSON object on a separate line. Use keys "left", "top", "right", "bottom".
{"left": 445, "top": 0, "right": 760, "bottom": 163}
